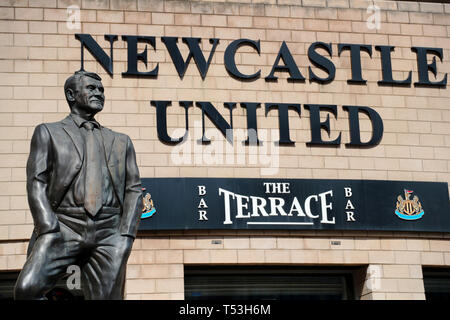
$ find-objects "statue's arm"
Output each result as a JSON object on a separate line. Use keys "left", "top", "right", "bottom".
{"left": 26, "top": 124, "right": 60, "bottom": 236}
{"left": 119, "top": 136, "right": 143, "bottom": 239}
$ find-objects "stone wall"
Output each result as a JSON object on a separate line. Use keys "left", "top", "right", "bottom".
{"left": 124, "top": 231, "right": 450, "bottom": 299}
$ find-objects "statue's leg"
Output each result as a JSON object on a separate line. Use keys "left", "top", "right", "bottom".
{"left": 14, "top": 231, "right": 78, "bottom": 300}
{"left": 81, "top": 235, "right": 131, "bottom": 300}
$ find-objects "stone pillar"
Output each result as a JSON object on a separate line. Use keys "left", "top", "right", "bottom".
{"left": 361, "top": 264, "right": 425, "bottom": 300}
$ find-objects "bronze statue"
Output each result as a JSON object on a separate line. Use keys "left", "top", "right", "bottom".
{"left": 14, "top": 70, "right": 143, "bottom": 300}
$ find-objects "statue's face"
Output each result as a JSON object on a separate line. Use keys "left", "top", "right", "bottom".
{"left": 72, "top": 76, "right": 105, "bottom": 115}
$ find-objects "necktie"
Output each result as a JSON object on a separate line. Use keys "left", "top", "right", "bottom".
{"left": 83, "top": 121, "right": 102, "bottom": 216}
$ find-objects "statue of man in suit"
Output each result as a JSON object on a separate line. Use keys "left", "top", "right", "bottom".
{"left": 14, "top": 70, "right": 143, "bottom": 300}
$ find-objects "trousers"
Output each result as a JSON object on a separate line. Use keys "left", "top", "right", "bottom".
{"left": 14, "top": 207, "right": 130, "bottom": 300}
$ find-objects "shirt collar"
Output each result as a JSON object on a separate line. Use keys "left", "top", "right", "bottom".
{"left": 70, "top": 113, "right": 100, "bottom": 129}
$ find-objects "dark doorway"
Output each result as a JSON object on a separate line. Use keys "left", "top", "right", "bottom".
{"left": 185, "top": 266, "right": 363, "bottom": 300}
{"left": 423, "top": 267, "right": 450, "bottom": 300}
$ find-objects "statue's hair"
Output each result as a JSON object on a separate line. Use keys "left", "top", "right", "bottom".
{"left": 64, "top": 70, "right": 102, "bottom": 108}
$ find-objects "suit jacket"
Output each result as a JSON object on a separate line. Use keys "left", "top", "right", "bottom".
{"left": 26, "top": 115, "right": 143, "bottom": 239}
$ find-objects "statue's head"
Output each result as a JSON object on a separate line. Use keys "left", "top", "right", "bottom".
{"left": 64, "top": 70, "right": 104, "bottom": 117}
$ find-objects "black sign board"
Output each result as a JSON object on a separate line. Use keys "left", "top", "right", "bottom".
{"left": 139, "top": 178, "right": 450, "bottom": 233}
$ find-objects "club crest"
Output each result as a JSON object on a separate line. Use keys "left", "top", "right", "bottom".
{"left": 395, "top": 189, "right": 424, "bottom": 220}
{"left": 141, "top": 188, "right": 156, "bottom": 219}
